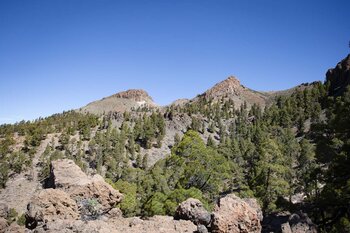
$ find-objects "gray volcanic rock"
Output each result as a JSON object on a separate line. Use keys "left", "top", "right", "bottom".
{"left": 326, "top": 54, "right": 350, "bottom": 96}
{"left": 175, "top": 198, "right": 211, "bottom": 226}
{"left": 262, "top": 211, "right": 317, "bottom": 233}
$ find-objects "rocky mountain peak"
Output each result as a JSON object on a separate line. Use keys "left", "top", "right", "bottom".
{"left": 326, "top": 53, "right": 350, "bottom": 96}
{"left": 113, "top": 89, "right": 154, "bottom": 102}
{"left": 204, "top": 76, "right": 243, "bottom": 98}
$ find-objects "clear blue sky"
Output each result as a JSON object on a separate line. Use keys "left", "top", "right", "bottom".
{"left": 0, "top": 0, "right": 349, "bottom": 124}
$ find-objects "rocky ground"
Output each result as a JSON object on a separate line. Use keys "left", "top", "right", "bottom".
{"left": 0, "top": 159, "right": 264, "bottom": 233}
{"left": 0, "top": 158, "right": 318, "bottom": 232}
{"left": 0, "top": 135, "right": 53, "bottom": 214}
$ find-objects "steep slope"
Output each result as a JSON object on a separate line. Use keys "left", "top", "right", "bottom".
{"left": 80, "top": 89, "right": 157, "bottom": 115}
{"left": 326, "top": 53, "right": 350, "bottom": 96}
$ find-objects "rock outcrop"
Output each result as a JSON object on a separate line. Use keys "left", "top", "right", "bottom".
{"left": 198, "top": 76, "right": 269, "bottom": 109}
{"left": 262, "top": 211, "right": 317, "bottom": 233}
{"left": 205, "top": 76, "right": 243, "bottom": 98}
{"left": 113, "top": 89, "right": 154, "bottom": 103}
{"left": 26, "top": 189, "right": 79, "bottom": 229}
{"left": 80, "top": 89, "right": 157, "bottom": 114}
{"left": 326, "top": 54, "right": 350, "bottom": 96}
{"left": 211, "top": 194, "right": 262, "bottom": 233}
{"left": 176, "top": 194, "right": 262, "bottom": 233}
{"left": 49, "top": 159, "right": 123, "bottom": 213}
{"left": 24, "top": 159, "right": 198, "bottom": 233}
{"left": 175, "top": 198, "right": 211, "bottom": 232}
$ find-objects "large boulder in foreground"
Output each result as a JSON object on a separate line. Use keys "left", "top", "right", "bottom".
{"left": 49, "top": 159, "right": 123, "bottom": 212}
{"left": 211, "top": 194, "right": 262, "bottom": 233}
{"left": 26, "top": 189, "right": 79, "bottom": 229}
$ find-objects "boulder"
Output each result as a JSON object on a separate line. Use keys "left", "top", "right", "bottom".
{"left": 174, "top": 198, "right": 211, "bottom": 226}
{"left": 243, "top": 198, "right": 263, "bottom": 221}
{"left": 289, "top": 212, "right": 317, "bottom": 233}
{"left": 26, "top": 189, "right": 79, "bottom": 229}
{"left": 49, "top": 159, "right": 123, "bottom": 212}
{"left": 211, "top": 194, "right": 262, "bottom": 233}
{"left": 262, "top": 211, "right": 317, "bottom": 233}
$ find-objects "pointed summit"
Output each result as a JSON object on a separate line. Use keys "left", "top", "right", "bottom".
{"left": 204, "top": 76, "right": 242, "bottom": 98}
{"left": 194, "top": 75, "right": 269, "bottom": 109}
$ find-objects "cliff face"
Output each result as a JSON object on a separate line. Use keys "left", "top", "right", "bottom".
{"left": 326, "top": 54, "right": 350, "bottom": 96}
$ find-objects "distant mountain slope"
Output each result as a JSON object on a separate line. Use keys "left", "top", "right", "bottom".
{"left": 193, "top": 76, "right": 270, "bottom": 108}
{"left": 79, "top": 89, "right": 157, "bottom": 115}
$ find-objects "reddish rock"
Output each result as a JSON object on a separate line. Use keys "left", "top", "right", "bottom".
{"left": 211, "top": 194, "right": 262, "bottom": 233}
{"left": 50, "top": 159, "right": 123, "bottom": 212}
{"left": 26, "top": 189, "right": 79, "bottom": 229}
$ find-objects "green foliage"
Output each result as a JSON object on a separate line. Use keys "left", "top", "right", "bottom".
{"left": 113, "top": 179, "right": 138, "bottom": 217}
{"left": 6, "top": 208, "right": 18, "bottom": 223}
{"left": 17, "top": 214, "right": 26, "bottom": 226}
{"left": 0, "top": 162, "right": 9, "bottom": 188}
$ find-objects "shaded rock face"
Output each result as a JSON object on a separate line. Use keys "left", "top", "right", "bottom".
{"left": 326, "top": 54, "right": 350, "bottom": 96}
{"left": 174, "top": 198, "right": 211, "bottom": 226}
{"left": 211, "top": 194, "right": 262, "bottom": 233}
{"left": 175, "top": 198, "right": 211, "bottom": 232}
{"left": 49, "top": 159, "right": 123, "bottom": 213}
{"left": 288, "top": 212, "right": 317, "bottom": 233}
{"left": 262, "top": 211, "right": 317, "bottom": 233}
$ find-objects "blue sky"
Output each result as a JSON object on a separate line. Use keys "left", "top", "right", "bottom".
{"left": 0, "top": 0, "right": 349, "bottom": 124}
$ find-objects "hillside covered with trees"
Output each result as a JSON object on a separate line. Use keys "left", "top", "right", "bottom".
{"left": 0, "top": 54, "right": 349, "bottom": 232}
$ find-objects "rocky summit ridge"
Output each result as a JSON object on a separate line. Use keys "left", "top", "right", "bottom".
{"left": 194, "top": 75, "right": 269, "bottom": 108}
{"left": 112, "top": 89, "right": 154, "bottom": 103}
{"left": 80, "top": 88, "right": 156, "bottom": 115}
{"left": 204, "top": 76, "right": 242, "bottom": 98}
